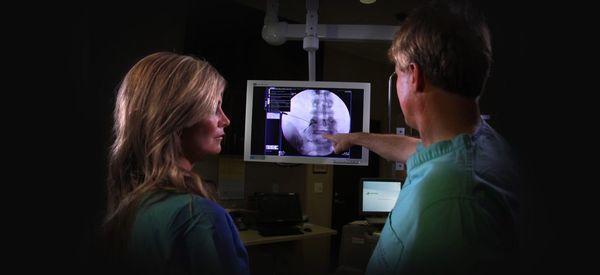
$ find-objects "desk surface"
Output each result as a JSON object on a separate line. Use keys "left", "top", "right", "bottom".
{"left": 239, "top": 223, "right": 337, "bottom": 246}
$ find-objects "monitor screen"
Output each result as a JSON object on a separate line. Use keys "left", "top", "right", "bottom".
{"left": 244, "top": 80, "right": 370, "bottom": 166}
{"left": 255, "top": 192, "right": 303, "bottom": 225}
{"left": 359, "top": 178, "right": 402, "bottom": 215}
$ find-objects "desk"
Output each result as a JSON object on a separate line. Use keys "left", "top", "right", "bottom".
{"left": 239, "top": 223, "right": 336, "bottom": 275}
{"left": 239, "top": 223, "right": 337, "bottom": 246}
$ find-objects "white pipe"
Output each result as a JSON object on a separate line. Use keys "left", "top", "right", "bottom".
{"left": 264, "top": 0, "right": 278, "bottom": 24}
{"left": 261, "top": 0, "right": 399, "bottom": 46}
{"left": 262, "top": 0, "right": 399, "bottom": 80}
{"left": 304, "top": 0, "right": 319, "bottom": 81}
{"left": 284, "top": 24, "right": 400, "bottom": 41}
{"left": 387, "top": 71, "right": 396, "bottom": 133}
{"left": 262, "top": 0, "right": 288, "bottom": 46}
{"left": 308, "top": 51, "right": 316, "bottom": 81}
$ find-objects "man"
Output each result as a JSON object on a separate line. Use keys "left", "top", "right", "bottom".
{"left": 323, "top": 1, "right": 519, "bottom": 274}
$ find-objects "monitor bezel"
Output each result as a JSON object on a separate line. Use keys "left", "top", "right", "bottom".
{"left": 358, "top": 178, "right": 403, "bottom": 217}
{"left": 244, "top": 80, "right": 371, "bottom": 166}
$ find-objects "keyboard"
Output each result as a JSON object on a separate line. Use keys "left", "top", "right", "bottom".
{"left": 257, "top": 226, "right": 304, "bottom": 236}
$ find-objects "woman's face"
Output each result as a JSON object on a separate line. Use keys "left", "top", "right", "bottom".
{"left": 181, "top": 100, "right": 230, "bottom": 163}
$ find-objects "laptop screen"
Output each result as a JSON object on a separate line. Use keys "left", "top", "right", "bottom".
{"left": 256, "top": 193, "right": 303, "bottom": 225}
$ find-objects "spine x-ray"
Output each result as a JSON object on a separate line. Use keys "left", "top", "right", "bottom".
{"left": 264, "top": 88, "right": 351, "bottom": 157}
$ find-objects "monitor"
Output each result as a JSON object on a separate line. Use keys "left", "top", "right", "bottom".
{"left": 359, "top": 178, "right": 402, "bottom": 217}
{"left": 244, "top": 80, "right": 371, "bottom": 166}
{"left": 255, "top": 192, "right": 303, "bottom": 226}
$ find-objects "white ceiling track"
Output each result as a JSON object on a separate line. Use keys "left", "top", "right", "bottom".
{"left": 261, "top": 0, "right": 400, "bottom": 81}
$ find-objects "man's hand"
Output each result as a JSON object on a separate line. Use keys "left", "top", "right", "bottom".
{"left": 322, "top": 133, "right": 363, "bottom": 154}
{"left": 323, "top": 132, "right": 420, "bottom": 162}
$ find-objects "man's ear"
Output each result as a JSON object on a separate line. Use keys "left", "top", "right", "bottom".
{"left": 408, "top": 63, "right": 425, "bottom": 92}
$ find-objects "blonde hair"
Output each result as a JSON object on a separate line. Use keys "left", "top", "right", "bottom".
{"left": 104, "top": 52, "right": 225, "bottom": 251}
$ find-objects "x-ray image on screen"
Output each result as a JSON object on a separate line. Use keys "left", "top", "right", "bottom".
{"left": 245, "top": 80, "right": 370, "bottom": 166}
{"left": 281, "top": 89, "right": 350, "bottom": 156}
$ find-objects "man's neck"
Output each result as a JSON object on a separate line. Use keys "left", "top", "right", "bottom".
{"left": 417, "top": 89, "right": 480, "bottom": 148}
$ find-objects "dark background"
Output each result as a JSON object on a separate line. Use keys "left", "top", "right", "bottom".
{"left": 12, "top": 0, "right": 594, "bottom": 273}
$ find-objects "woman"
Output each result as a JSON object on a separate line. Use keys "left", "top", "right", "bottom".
{"left": 103, "top": 52, "right": 249, "bottom": 275}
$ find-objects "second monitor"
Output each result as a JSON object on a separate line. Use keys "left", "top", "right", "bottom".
{"left": 359, "top": 178, "right": 403, "bottom": 224}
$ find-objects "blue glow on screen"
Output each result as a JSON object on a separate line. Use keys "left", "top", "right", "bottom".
{"left": 362, "top": 180, "right": 402, "bottom": 212}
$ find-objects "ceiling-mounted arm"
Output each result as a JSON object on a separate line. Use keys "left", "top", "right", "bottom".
{"left": 261, "top": 0, "right": 400, "bottom": 80}
{"left": 262, "top": 0, "right": 400, "bottom": 43}
{"left": 304, "top": 0, "right": 319, "bottom": 81}
{"left": 261, "top": 0, "right": 287, "bottom": 46}
{"left": 280, "top": 24, "right": 400, "bottom": 42}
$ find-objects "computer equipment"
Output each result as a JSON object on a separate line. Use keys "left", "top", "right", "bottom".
{"left": 358, "top": 178, "right": 402, "bottom": 225}
{"left": 244, "top": 80, "right": 371, "bottom": 166}
{"left": 254, "top": 192, "right": 305, "bottom": 236}
{"left": 228, "top": 209, "right": 255, "bottom": 231}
